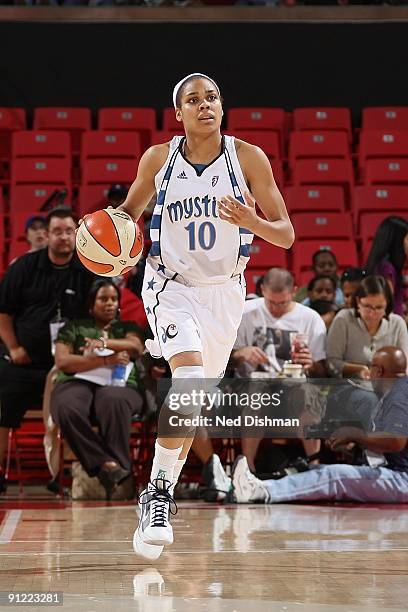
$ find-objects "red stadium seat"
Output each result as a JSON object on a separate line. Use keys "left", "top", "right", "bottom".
{"left": 150, "top": 130, "right": 183, "bottom": 145}
{"left": 162, "top": 108, "right": 182, "bottom": 132}
{"left": 284, "top": 186, "right": 345, "bottom": 214}
{"left": 9, "top": 184, "right": 72, "bottom": 212}
{"left": 11, "top": 159, "right": 71, "bottom": 187}
{"left": 228, "top": 108, "right": 285, "bottom": 131}
{"left": 33, "top": 107, "right": 91, "bottom": 156}
{"left": 365, "top": 159, "right": 408, "bottom": 185}
{"left": 8, "top": 240, "right": 30, "bottom": 264}
{"left": 230, "top": 130, "right": 280, "bottom": 160}
{"left": 81, "top": 132, "right": 141, "bottom": 168}
{"left": 247, "top": 239, "right": 287, "bottom": 270}
{"left": 289, "top": 131, "right": 349, "bottom": 167}
{"left": 81, "top": 159, "right": 137, "bottom": 186}
{"left": 12, "top": 131, "right": 71, "bottom": 160}
{"left": 7, "top": 240, "right": 30, "bottom": 264}
{"left": 77, "top": 185, "right": 111, "bottom": 217}
{"left": 227, "top": 108, "right": 285, "bottom": 153}
{"left": 98, "top": 107, "right": 156, "bottom": 131}
{"left": 98, "top": 108, "right": 156, "bottom": 151}
{"left": 0, "top": 107, "right": 26, "bottom": 131}
{"left": 292, "top": 159, "right": 354, "bottom": 200}
{"left": 362, "top": 107, "right": 408, "bottom": 131}
{"left": 292, "top": 212, "right": 354, "bottom": 241}
{"left": 358, "top": 131, "right": 408, "bottom": 169}
{"left": 352, "top": 186, "right": 408, "bottom": 231}
{"left": 0, "top": 107, "right": 26, "bottom": 163}
{"left": 360, "top": 211, "right": 408, "bottom": 246}
{"left": 293, "top": 107, "right": 352, "bottom": 140}
{"left": 292, "top": 240, "right": 358, "bottom": 280}
{"left": 245, "top": 268, "right": 266, "bottom": 295}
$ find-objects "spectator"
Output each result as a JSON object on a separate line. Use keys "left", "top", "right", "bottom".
{"left": 295, "top": 249, "right": 344, "bottom": 305}
{"left": 232, "top": 268, "right": 327, "bottom": 471}
{"left": 340, "top": 267, "right": 366, "bottom": 309}
{"left": 107, "top": 184, "right": 129, "bottom": 208}
{"left": 0, "top": 207, "right": 96, "bottom": 493}
{"left": 309, "top": 299, "right": 339, "bottom": 331}
{"left": 327, "top": 275, "right": 408, "bottom": 379}
{"left": 234, "top": 268, "right": 327, "bottom": 378}
{"left": 24, "top": 215, "right": 48, "bottom": 253}
{"left": 303, "top": 274, "right": 336, "bottom": 306}
{"left": 365, "top": 216, "right": 408, "bottom": 316}
{"left": 9, "top": 216, "right": 48, "bottom": 266}
{"left": 50, "top": 279, "right": 144, "bottom": 500}
{"left": 232, "top": 346, "right": 408, "bottom": 504}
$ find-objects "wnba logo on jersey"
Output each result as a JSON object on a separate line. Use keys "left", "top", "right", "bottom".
{"left": 212, "top": 176, "right": 219, "bottom": 187}
{"left": 166, "top": 195, "right": 218, "bottom": 223}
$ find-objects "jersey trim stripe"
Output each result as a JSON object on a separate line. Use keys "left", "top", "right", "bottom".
{"left": 149, "top": 145, "right": 180, "bottom": 259}
{"left": 224, "top": 143, "right": 254, "bottom": 276}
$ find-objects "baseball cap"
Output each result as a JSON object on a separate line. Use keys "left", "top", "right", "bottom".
{"left": 25, "top": 215, "right": 46, "bottom": 231}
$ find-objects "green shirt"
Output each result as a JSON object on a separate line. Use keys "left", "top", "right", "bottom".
{"left": 55, "top": 318, "right": 143, "bottom": 389}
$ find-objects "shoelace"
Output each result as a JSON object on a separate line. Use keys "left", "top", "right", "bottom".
{"left": 139, "top": 479, "right": 178, "bottom": 527}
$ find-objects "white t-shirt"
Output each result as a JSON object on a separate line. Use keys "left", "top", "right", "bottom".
{"left": 234, "top": 298, "right": 327, "bottom": 375}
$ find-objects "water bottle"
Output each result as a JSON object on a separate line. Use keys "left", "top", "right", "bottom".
{"left": 111, "top": 364, "right": 127, "bottom": 387}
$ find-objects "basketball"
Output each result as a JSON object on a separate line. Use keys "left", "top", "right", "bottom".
{"left": 76, "top": 208, "right": 144, "bottom": 277}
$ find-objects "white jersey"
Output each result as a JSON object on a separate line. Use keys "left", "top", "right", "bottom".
{"left": 147, "top": 135, "right": 253, "bottom": 285}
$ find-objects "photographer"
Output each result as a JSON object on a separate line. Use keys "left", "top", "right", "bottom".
{"left": 232, "top": 346, "right": 408, "bottom": 504}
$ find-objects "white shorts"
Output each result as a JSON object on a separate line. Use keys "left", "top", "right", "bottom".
{"left": 142, "top": 262, "right": 246, "bottom": 378}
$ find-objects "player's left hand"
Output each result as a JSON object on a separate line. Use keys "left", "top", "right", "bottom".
{"left": 218, "top": 191, "right": 259, "bottom": 232}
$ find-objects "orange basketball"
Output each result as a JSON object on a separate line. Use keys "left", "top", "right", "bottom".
{"left": 76, "top": 208, "right": 144, "bottom": 277}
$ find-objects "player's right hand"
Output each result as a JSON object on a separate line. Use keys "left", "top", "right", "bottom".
{"left": 10, "top": 346, "right": 31, "bottom": 365}
{"left": 234, "top": 346, "right": 269, "bottom": 367}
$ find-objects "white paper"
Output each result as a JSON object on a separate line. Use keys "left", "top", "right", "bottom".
{"left": 50, "top": 321, "right": 65, "bottom": 356}
{"left": 74, "top": 348, "right": 133, "bottom": 386}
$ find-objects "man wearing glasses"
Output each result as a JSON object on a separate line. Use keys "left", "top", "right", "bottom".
{"left": 0, "top": 207, "right": 96, "bottom": 493}
{"left": 232, "top": 267, "right": 327, "bottom": 472}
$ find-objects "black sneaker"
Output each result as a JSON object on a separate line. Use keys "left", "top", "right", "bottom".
{"left": 202, "top": 454, "right": 232, "bottom": 502}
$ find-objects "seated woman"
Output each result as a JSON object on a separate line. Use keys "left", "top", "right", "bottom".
{"left": 327, "top": 275, "right": 408, "bottom": 379}
{"left": 50, "top": 279, "right": 144, "bottom": 499}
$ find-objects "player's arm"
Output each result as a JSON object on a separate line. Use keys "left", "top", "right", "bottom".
{"left": 118, "top": 144, "right": 169, "bottom": 222}
{"left": 218, "top": 141, "right": 295, "bottom": 249}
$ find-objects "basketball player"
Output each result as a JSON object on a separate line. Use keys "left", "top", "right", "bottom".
{"left": 117, "top": 73, "right": 294, "bottom": 559}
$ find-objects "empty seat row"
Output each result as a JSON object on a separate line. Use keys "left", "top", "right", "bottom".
{"left": 1, "top": 105, "right": 408, "bottom": 142}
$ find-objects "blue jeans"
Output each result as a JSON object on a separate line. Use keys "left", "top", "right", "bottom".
{"left": 263, "top": 464, "right": 408, "bottom": 503}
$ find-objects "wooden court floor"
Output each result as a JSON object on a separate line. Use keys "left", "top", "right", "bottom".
{"left": 0, "top": 492, "right": 407, "bottom": 611}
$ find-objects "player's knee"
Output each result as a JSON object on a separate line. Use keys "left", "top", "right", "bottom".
{"left": 169, "top": 365, "right": 205, "bottom": 417}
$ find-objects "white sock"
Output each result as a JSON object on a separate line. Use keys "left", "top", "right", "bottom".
{"left": 150, "top": 441, "right": 183, "bottom": 485}
{"left": 172, "top": 457, "right": 187, "bottom": 486}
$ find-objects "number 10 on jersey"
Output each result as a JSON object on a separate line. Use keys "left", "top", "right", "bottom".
{"left": 185, "top": 221, "right": 216, "bottom": 251}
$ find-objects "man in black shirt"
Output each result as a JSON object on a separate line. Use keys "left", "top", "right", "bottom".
{"left": 0, "top": 207, "right": 96, "bottom": 490}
